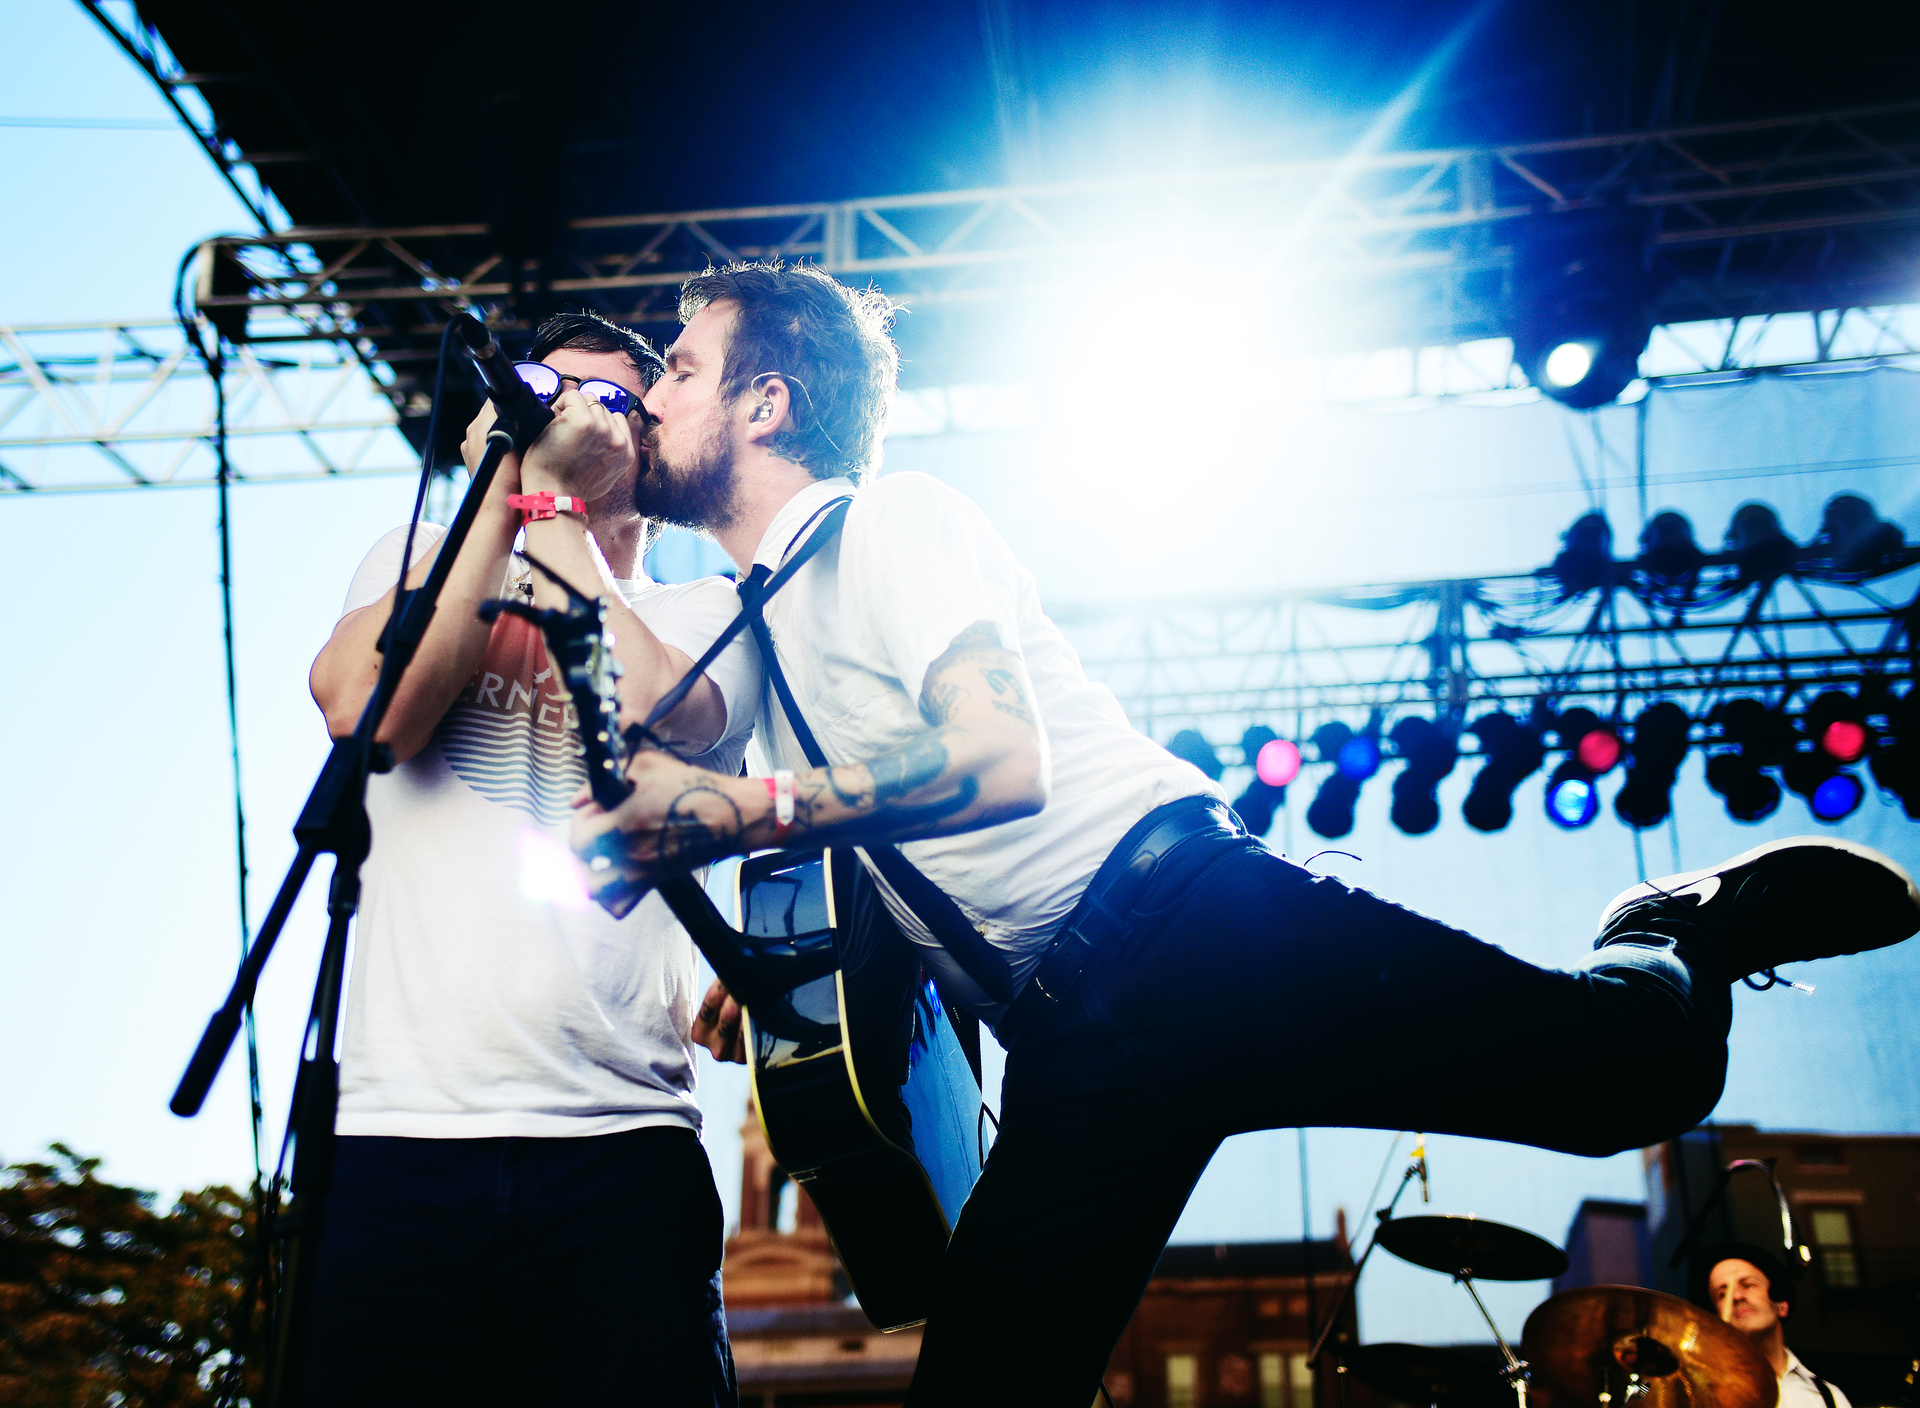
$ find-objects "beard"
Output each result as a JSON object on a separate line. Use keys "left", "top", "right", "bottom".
{"left": 634, "top": 419, "right": 739, "bottom": 534}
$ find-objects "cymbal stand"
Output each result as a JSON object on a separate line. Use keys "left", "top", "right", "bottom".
{"left": 1308, "top": 1155, "right": 1426, "bottom": 1367}
{"left": 1451, "top": 1271, "right": 1529, "bottom": 1408}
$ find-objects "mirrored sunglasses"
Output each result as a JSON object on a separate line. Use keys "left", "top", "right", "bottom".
{"left": 513, "top": 361, "right": 643, "bottom": 416}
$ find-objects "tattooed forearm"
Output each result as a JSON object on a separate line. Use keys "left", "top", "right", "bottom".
{"left": 869, "top": 733, "right": 951, "bottom": 802}
{"left": 657, "top": 782, "right": 744, "bottom": 863}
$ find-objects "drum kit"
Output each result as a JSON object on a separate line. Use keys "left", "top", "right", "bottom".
{"left": 1335, "top": 1214, "right": 1779, "bottom": 1408}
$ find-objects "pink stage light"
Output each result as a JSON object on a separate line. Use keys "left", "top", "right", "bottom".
{"left": 1256, "top": 739, "right": 1302, "bottom": 788}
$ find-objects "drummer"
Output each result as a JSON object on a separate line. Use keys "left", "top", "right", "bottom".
{"left": 1706, "top": 1244, "right": 1850, "bottom": 1408}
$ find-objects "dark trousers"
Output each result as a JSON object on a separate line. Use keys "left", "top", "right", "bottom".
{"left": 299, "top": 1125, "right": 736, "bottom": 1407}
{"left": 907, "top": 841, "right": 1731, "bottom": 1406}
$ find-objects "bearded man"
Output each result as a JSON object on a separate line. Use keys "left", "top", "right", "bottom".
{"left": 576, "top": 260, "right": 1920, "bottom": 1408}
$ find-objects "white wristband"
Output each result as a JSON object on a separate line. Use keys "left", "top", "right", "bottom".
{"left": 773, "top": 769, "right": 796, "bottom": 827}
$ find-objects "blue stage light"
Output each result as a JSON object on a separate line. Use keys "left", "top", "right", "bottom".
{"left": 1337, "top": 734, "right": 1381, "bottom": 780}
{"left": 1809, "top": 772, "right": 1864, "bottom": 823}
{"left": 1545, "top": 766, "right": 1599, "bottom": 828}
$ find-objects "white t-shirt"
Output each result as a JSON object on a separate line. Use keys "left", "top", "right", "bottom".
{"left": 747, "top": 475, "right": 1220, "bottom": 1019}
{"left": 1782, "top": 1353, "right": 1851, "bottom": 1408}
{"left": 334, "top": 523, "right": 759, "bottom": 1139}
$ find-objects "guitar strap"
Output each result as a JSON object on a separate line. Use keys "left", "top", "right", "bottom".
{"left": 734, "top": 505, "right": 1019, "bottom": 1011}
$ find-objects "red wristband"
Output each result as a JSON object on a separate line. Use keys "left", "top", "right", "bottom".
{"left": 507, "top": 491, "right": 586, "bottom": 525}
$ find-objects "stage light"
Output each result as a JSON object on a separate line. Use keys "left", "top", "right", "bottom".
{"left": 1510, "top": 207, "right": 1652, "bottom": 410}
{"left": 1337, "top": 733, "right": 1382, "bottom": 781}
{"left": 1575, "top": 727, "right": 1623, "bottom": 773}
{"left": 1544, "top": 762, "right": 1600, "bottom": 829}
{"left": 1868, "top": 687, "right": 1920, "bottom": 819}
{"left": 1307, "top": 721, "right": 1364, "bottom": 839}
{"left": 1810, "top": 772, "right": 1865, "bottom": 822}
{"left": 1806, "top": 689, "right": 1871, "bottom": 764}
{"left": 1544, "top": 707, "right": 1615, "bottom": 830}
{"left": 1543, "top": 341, "right": 1593, "bottom": 388}
{"left": 1815, "top": 493, "right": 1904, "bottom": 573}
{"left": 1725, "top": 502, "right": 1798, "bottom": 585}
{"left": 1388, "top": 716, "right": 1458, "bottom": 836}
{"left": 1613, "top": 701, "right": 1694, "bottom": 829}
{"left": 1547, "top": 513, "right": 1618, "bottom": 597}
{"left": 1705, "top": 698, "right": 1791, "bottom": 823}
{"left": 1638, "top": 512, "right": 1705, "bottom": 580}
{"left": 1230, "top": 725, "right": 1285, "bottom": 837}
{"left": 1167, "top": 728, "right": 1225, "bottom": 780}
{"left": 1462, "top": 711, "right": 1547, "bottom": 832}
{"left": 1256, "top": 738, "right": 1302, "bottom": 788}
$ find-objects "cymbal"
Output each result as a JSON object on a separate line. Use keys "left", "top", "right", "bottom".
{"left": 1374, "top": 1216, "right": 1570, "bottom": 1282}
{"left": 1521, "top": 1284, "right": 1778, "bottom": 1408}
{"left": 1344, "top": 1342, "right": 1509, "bottom": 1408}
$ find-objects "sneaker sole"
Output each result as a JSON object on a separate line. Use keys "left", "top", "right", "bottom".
{"left": 1599, "top": 835, "right": 1920, "bottom": 966}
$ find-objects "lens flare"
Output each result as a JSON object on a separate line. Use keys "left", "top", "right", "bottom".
{"left": 519, "top": 826, "right": 593, "bottom": 911}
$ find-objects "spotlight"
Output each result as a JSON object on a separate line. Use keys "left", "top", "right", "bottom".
{"left": 1389, "top": 716, "right": 1458, "bottom": 836}
{"left": 1462, "top": 711, "right": 1546, "bottom": 832}
{"left": 1338, "top": 734, "right": 1382, "bottom": 781}
{"left": 1544, "top": 763, "right": 1601, "bottom": 828}
{"left": 1557, "top": 707, "right": 1622, "bottom": 775}
{"left": 1543, "top": 707, "right": 1617, "bottom": 830}
{"left": 1510, "top": 207, "right": 1652, "bottom": 410}
{"left": 1868, "top": 686, "right": 1920, "bottom": 819}
{"left": 1724, "top": 502, "right": 1798, "bottom": 586}
{"left": 1547, "top": 513, "right": 1619, "bottom": 598}
{"left": 1705, "top": 698, "right": 1791, "bottom": 823}
{"left": 1256, "top": 739, "right": 1302, "bottom": 788}
{"left": 1638, "top": 512, "right": 1705, "bottom": 581}
{"left": 1811, "top": 772, "right": 1865, "bottom": 822}
{"left": 1806, "top": 689, "right": 1871, "bottom": 764}
{"left": 1229, "top": 725, "right": 1285, "bottom": 837}
{"left": 1543, "top": 341, "right": 1593, "bottom": 388}
{"left": 1306, "top": 721, "right": 1365, "bottom": 839}
{"left": 1613, "top": 701, "right": 1693, "bottom": 829}
{"left": 1167, "top": 728, "right": 1223, "bottom": 780}
{"left": 1815, "top": 494, "right": 1904, "bottom": 574}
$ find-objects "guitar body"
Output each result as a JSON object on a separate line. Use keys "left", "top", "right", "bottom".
{"left": 735, "top": 847, "right": 985, "bottom": 1332}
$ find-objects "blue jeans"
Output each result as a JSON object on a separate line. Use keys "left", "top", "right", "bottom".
{"left": 907, "top": 841, "right": 1731, "bottom": 1406}
{"left": 301, "top": 1125, "right": 735, "bottom": 1406}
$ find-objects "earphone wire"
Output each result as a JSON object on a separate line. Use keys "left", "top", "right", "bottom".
{"left": 751, "top": 370, "right": 846, "bottom": 456}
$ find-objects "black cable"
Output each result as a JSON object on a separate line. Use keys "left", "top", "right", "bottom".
{"left": 172, "top": 247, "right": 266, "bottom": 1201}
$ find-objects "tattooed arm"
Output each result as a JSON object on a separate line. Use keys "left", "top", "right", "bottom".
{"left": 571, "top": 618, "right": 1047, "bottom": 916}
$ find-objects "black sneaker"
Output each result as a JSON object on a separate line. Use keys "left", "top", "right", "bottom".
{"left": 1596, "top": 836, "right": 1920, "bottom": 979}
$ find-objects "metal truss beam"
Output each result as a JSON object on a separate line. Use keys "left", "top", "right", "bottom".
{"left": 1051, "top": 553, "right": 1919, "bottom": 760}
{"left": 193, "top": 100, "right": 1920, "bottom": 358}
{"left": 0, "top": 319, "right": 416, "bottom": 493}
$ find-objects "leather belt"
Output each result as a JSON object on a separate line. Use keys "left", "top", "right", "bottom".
{"left": 1026, "top": 794, "right": 1247, "bottom": 1006}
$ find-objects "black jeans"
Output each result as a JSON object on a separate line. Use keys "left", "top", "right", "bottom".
{"left": 906, "top": 840, "right": 1731, "bottom": 1407}
{"left": 300, "top": 1125, "right": 736, "bottom": 1407}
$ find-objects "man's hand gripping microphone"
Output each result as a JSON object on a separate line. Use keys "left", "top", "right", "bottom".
{"left": 453, "top": 312, "right": 553, "bottom": 447}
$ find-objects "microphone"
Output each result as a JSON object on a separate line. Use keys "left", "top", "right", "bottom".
{"left": 1414, "top": 1134, "right": 1430, "bottom": 1203}
{"left": 453, "top": 313, "right": 553, "bottom": 445}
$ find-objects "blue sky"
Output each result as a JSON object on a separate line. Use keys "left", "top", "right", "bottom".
{"left": 3, "top": 0, "right": 1916, "bottom": 1352}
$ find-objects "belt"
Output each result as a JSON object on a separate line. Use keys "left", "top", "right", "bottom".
{"left": 1025, "top": 793, "right": 1247, "bottom": 1007}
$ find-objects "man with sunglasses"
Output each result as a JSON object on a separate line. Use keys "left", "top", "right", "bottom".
{"left": 305, "top": 311, "right": 754, "bottom": 1406}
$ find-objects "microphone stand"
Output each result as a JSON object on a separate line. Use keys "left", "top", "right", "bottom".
{"left": 169, "top": 319, "right": 550, "bottom": 1405}
{"left": 1306, "top": 1155, "right": 1425, "bottom": 1387}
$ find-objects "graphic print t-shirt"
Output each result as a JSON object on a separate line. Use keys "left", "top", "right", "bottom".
{"left": 334, "top": 523, "right": 758, "bottom": 1139}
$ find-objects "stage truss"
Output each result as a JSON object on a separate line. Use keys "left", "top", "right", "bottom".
{"left": 1052, "top": 552, "right": 1920, "bottom": 763}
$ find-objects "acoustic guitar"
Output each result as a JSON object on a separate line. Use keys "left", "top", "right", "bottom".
{"left": 483, "top": 565, "right": 986, "bottom": 1331}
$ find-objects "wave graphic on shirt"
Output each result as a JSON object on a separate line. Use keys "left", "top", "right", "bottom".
{"left": 433, "top": 613, "right": 589, "bottom": 827}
